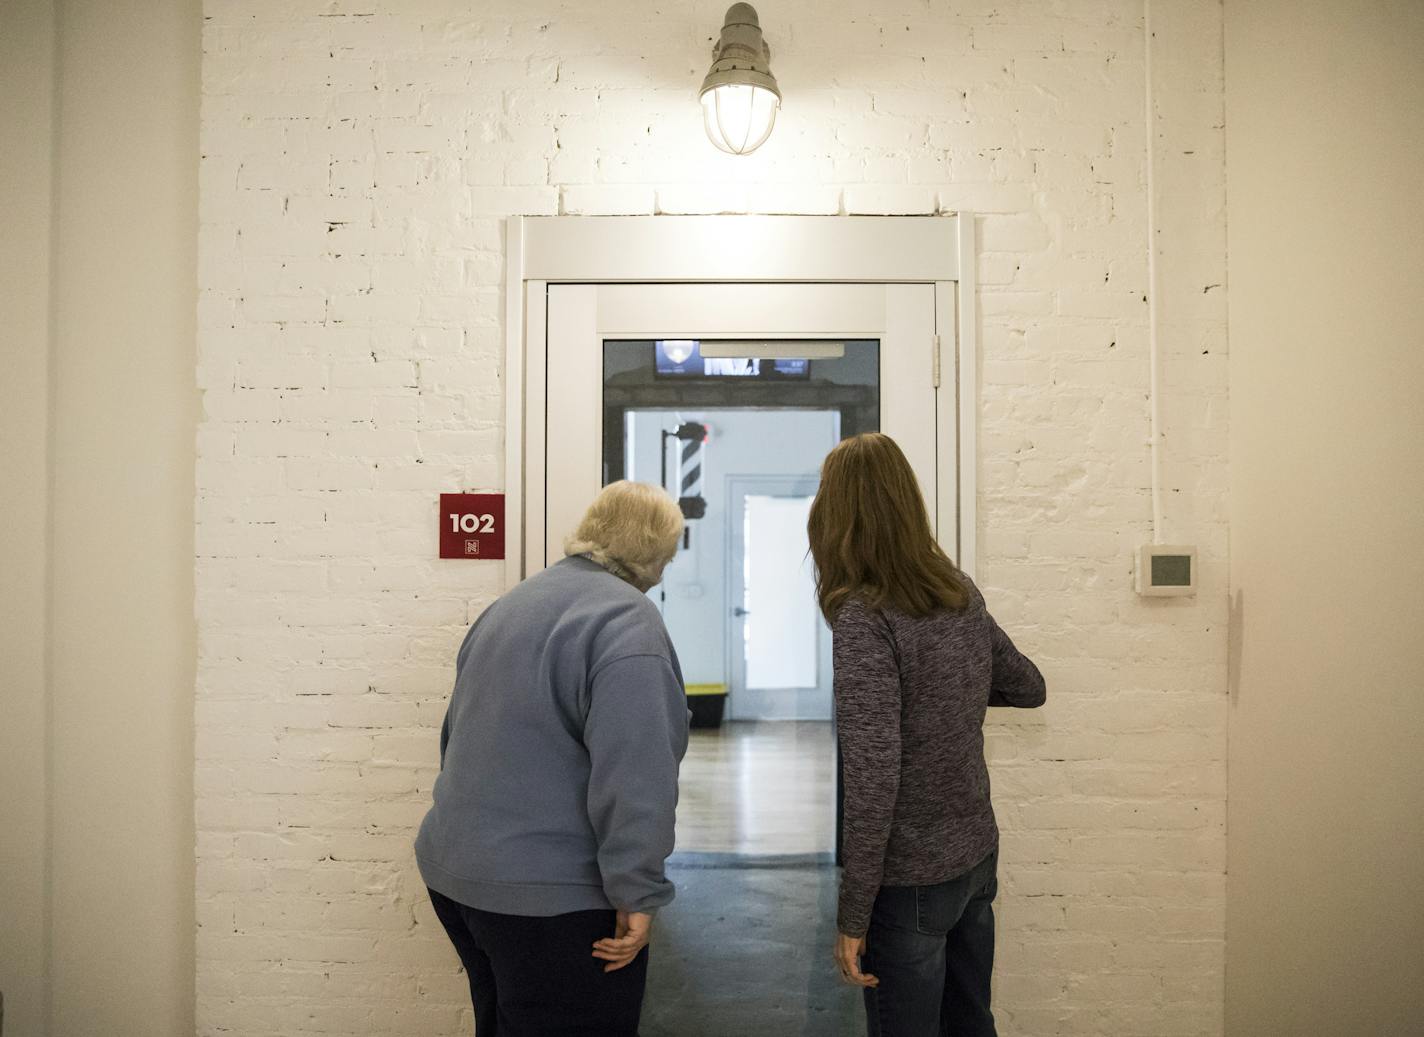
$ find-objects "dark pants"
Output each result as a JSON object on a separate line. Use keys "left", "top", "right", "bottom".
{"left": 862, "top": 850, "right": 998, "bottom": 1037}
{"left": 428, "top": 888, "right": 648, "bottom": 1036}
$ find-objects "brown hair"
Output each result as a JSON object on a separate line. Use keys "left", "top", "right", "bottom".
{"left": 807, "top": 433, "right": 969, "bottom": 622}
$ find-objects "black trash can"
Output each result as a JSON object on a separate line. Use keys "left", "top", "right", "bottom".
{"left": 686, "top": 683, "right": 728, "bottom": 729}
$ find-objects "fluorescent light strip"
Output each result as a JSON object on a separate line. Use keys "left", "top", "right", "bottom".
{"left": 698, "top": 341, "right": 845, "bottom": 360}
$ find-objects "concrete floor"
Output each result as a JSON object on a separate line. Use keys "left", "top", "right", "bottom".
{"left": 641, "top": 859, "right": 864, "bottom": 1037}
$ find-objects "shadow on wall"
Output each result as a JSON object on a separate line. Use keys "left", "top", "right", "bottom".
{"left": 1228, "top": 589, "right": 1244, "bottom": 702}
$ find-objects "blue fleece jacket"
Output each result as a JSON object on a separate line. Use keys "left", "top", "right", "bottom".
{"left": 415, "top": 555, "right": 690, "bottom": 916}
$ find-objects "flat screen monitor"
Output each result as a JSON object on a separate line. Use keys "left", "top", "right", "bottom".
{"left": 654, "top": 340, "right": 811, "bottom": 379}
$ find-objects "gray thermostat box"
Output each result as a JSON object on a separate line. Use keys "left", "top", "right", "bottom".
{"left": 1135, "top": 545, "right": 1197, "bottom": 597}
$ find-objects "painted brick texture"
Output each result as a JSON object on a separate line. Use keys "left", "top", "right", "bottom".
{"left": 197, "top": 1, "right": 1228, "bottom": 1034}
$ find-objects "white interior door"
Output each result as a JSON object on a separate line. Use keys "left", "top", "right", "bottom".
{"left": 535, "top": 281, "right": 946, "bottom": 719}
{"left": 727, "top": 476, "right": 832, "bottom": 721}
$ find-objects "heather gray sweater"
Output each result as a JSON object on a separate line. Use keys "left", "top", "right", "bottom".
{"left": 834, "top": 577, "right": 1046, "bottom": 937}
{"left": 415, "top": 556, "right": 689, "bottom": 917}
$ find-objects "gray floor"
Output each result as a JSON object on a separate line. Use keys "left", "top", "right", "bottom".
{"left": 641, "top": 858, "right": 865, "bottom": 1037}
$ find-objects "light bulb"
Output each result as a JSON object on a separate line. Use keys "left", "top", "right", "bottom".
{"left": 701, "top": 84, "right": 780, "bottom": 155}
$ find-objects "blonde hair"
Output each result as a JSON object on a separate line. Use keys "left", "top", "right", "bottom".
{"left": 807, "top": 433, "right": 969, "bottom": 622}
{"left": 564, "top": 481, "right": 684, "bottom": 590}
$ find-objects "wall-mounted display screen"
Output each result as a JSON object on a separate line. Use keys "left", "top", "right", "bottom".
{"left": 1150, "top": 554, "right": 1193, "bottom": 587}
{"left": 654, "top": 340, "right": 811, "bottom": 379}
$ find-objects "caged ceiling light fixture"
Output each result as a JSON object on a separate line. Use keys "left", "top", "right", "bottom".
{"left": 699, "top": 3, "right": 781, "bottom": 155}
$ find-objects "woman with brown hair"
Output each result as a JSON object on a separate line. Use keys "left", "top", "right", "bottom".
{"left": 807, "top": 433, "right": 1046, "bottom": 1037}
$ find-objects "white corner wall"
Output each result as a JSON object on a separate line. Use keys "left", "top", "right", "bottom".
{"left": 1223, "top": 1, "right": 1424, "bottom": 1032}
{"left": 196, "top": 3, "right": 1229, "bottom": 1034}
{"left": 0, "top": 1, "right": 200, "bottom": 1034}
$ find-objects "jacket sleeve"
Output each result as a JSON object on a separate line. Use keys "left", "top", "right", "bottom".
{"left": 986, "top": 610, "right": 1047, "bottom": 708}
{"left": 584, "top": 653, "right": 690, "bottom": 914}
{"left": 833, "top": 601, "right": 902, "bottom": 938}
{"left": 439, "top": 613, "right": 486, "bottom": 770}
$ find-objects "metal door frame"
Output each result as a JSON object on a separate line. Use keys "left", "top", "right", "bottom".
{"left": 502, "top": 214, "right": 980, "bottom": 591}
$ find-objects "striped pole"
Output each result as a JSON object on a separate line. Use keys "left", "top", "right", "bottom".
{"left": 680, "top": 435, "right": 703, "bottom": 504}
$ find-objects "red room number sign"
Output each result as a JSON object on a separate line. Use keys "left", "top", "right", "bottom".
{"left": 439, "top": 493, "right": 505, "bottom": 560}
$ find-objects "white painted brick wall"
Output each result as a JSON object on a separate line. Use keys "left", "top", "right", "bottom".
{"left": 197, "top": 1, "right": 1228, "bottom": 1033}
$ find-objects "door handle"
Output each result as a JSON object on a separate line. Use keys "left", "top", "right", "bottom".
{"left": 732, "top": 607, "right": 750, "bottom": 617}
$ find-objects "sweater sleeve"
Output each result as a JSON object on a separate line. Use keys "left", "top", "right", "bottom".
{"left": 986, "top": 610, "right": 1047, "bottom": 708}
{"left": 833, "top": 601, "right": 903, "bottom": 938}
{"left": 439, "top": 616, "right": 484, "bottom": 770}
{"left": 584, "top": 653, "right": 690, "bottom": 914}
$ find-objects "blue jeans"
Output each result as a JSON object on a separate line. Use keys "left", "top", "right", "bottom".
{"left": 862, "top": 849, "right": 998, "bottom": 1037}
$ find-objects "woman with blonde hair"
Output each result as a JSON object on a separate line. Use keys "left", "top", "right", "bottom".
{"left": 807, "top": 433, "right": 1046, "bottom": 1037}
{"left": 416, "top": 481, "right": 689, "bottom": 1036}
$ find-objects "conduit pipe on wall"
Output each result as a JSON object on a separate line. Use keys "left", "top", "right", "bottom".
{"left": 1145, "top": 0, "right": 1164, "bottom": 545}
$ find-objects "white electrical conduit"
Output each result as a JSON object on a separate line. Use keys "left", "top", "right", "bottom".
{"left": 1144, "top": 0, "right": 1164, "bottom": 545}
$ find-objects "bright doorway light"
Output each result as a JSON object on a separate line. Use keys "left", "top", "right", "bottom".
{"left": 700, "top": 4, "right": 781, "bottom": 155}
{"left": 701, "top": 85, "right": 779, "bottom": 156}
{"left": 661, "top": 339, "right": 697, "bottom": 364}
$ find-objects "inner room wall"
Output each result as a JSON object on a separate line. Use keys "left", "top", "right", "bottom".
{"left": 1, "top": 1, "right": 200, "bottom": 1034}
{"left": 196, "top": 2, "right": 1229, "bottom": 1034}
{"left": 1223, "top": 0, "right": 1424, "bottom": 1031}
{"left": 48, "top": 1, "right": 201, "bottom": 1033}
{"left": 0, "top": 2, "right": 57, "bottom": 1032}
